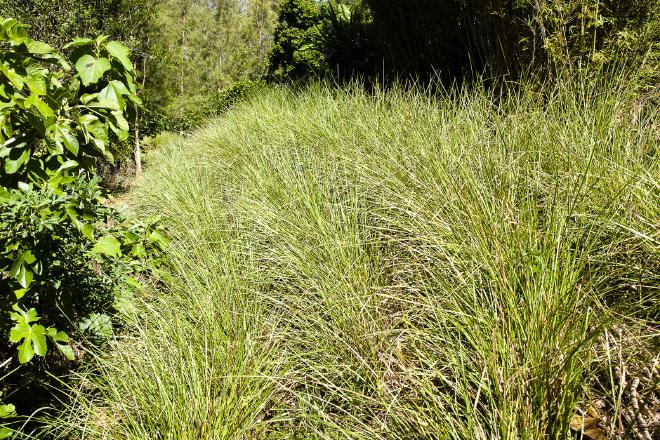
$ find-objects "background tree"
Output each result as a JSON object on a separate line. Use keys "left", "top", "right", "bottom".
{"left": 268, "top": 0, "right": 659, "bottom": 86}
{"left": 145, "top": 0, "right": 278, "bottom": 122}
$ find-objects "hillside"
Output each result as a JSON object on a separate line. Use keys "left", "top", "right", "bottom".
{"left": 47, "top": 83, "right": 659, "bottom": 439}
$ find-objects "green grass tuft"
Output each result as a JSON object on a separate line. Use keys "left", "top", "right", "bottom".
{"left": 44, "top": 80, "right": 659, "bottom": 439}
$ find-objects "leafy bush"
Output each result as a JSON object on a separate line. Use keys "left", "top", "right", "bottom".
{"left": 153, "top": 80, "right": 268, "bottom": 133}
{"left": 366, "top": 0, "right": 660, "bottom": 82}
{"left": 0, "top": 175, "right": 165, "bottom": 352}
{"left": 268, "top": 0, "right": 376, "bottom": 81}
{"left": 268, "top": 0, "right": 328, "bottom": 79}
{"left": 0, "top": 0, "right": 155, "bottom": 52}
{"left": 142, "top": 0, "right": 278, "bottom": 125}
{"left": 268, "top": 0, "right": 659, "bottom": 85}
{"left": 0, "top": 16, "right": 165, "bottom": 434}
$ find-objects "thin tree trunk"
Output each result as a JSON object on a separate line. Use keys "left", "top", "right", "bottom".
{"left": 134, "top": 39, "right": 149, "bottom": 177}
{"left": 134, "top": 111, "right": 142, "bottom": 177}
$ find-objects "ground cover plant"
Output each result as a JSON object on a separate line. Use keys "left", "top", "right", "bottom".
{"left": 46, "top": 80, "right": 659, "bottom": 439}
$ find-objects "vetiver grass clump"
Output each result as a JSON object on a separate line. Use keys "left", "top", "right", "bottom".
{"left": 47, "top": 81, "right": 658, "bottom": 439}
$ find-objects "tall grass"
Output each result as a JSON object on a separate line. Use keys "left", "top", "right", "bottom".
{"left": 45, "top": 79, "right": 658, "bottom": 439}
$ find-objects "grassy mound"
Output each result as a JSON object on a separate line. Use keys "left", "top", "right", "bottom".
{"left": 47, "top": 82, "right": 658, "bottom": 439}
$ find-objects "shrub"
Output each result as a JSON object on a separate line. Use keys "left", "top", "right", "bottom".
{"left": 267, "top": 0, "right": 328, "bottom": 79}
{"left": 0, "top": 16, "right": 165, "bottom": 435}
{"left": 156, "top": 80, "right": 268, "bottom": 133}
{"left": 268, "top": 0, "right": 659, "bottom": 85}
{"left": 365, "top": 0, "right": 660, "bottom": 82}
{"left": 268, "top": 0, "right": 376, "bottom": 81}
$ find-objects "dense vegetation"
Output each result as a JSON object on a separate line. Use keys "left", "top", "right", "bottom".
{"left": 0, "top": 17, "right": 165, "bottom": 436}
{"left": 267, "top": 0, "right": 659, "bottom": 85}
{"left": 0, "top": 0, "right": 658, "bottom": 438}
{"left": 47, "top": 82, "right": 658, "bottom": 439}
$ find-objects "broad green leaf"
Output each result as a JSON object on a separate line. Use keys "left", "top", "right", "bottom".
{"left": 109, "top": 80, "right": 130, "bottom": 95}
{"left": 111, "top": 111, "right": 129, "bottom": 131}
{"left": 75, "top": 55, "right": 111, "bottom": 86}
{"left": 9, "top": 252, "right": 34, "bottom": 288}
{"left": 58, "top": 159, "right": 79, "bottom": 171}
{"left": 80, "top": 313, "right": 113, "bottom": 340}
{"left": 16, "top": 264, "right": 34, "bottom": 289}
{"left": 46, "top": 328, "right": 70, "bottom": 343}
{"left": 85, "top": 119, "right": 109, "bottom": 153}
{"left": 80, "top": 92, "right": 99, "bottom": 104}
{"left": 106, "top": 41, "right": 133, "bottom": 72}
{"left": 81, "top": 223, "right": 95, "bottom": 240}
{"left": 125, "top": 72, "right": 137, "bottom": 94}
{"left": 53, "top": 124, "right": 79, "bottom": 155}
{"left": 37, "top": 52, "right": 70, "bottom": 69}
{"left": 148, "top": 229, "right": 169, "bottom": 247}
{"left": 4, "top": 148, "right": 30, "bottom": 174}
{"left": 25, "top": 64, "right": 47, "bottom": 95}
{"left": 1, "top": 66, "right": 24, "bottom": 90}
{"left": 10, "top": 304, "right": 39, "bottom": 323}
{"left": 92, "top": 235, "right": 121, "bottom": 257}
{"left": 10, "top": 322, "right": 47, "bottom": 363}
{"left": 110, "top": 111, "right": 129, "bottom": 141}
{"left": 66, "top": 206, "right": 81, "bottom": 229}
{"left": 22, "top": 250, "right": 36, "bottom": 265}
{"left": 0, "top": 403, "right": 16, "bottom": 419}
{"left": 25, "top": 94, "right": 54, "bottom": 118}
{"left": 97, "top": 83, "right": 124, "bottom": 110}
{"left": 13, "top": 288, "right": 27, "bottom": 300}
{"left": 0, "top": 428, "right": 12, "bottom": 439}
{"left": 55, "top": 343, "right": 74, "bottom": 360}
{"left": 63, "top": 37, "right": 93, "bottom": 49}
{"left": 46, "top": 328, "right": 74, "bottom": 359}
{"left": 26, "top": 40, "right": 55, "bottom": 55}
{"left": 79, "top": 114, "right": 109, "bottom": 153}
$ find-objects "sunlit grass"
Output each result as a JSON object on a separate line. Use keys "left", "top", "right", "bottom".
{"left": 45, "top": 79, "right": 658, "bottom": 439}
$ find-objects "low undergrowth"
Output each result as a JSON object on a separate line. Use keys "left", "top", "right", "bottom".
{"left": 45, "top": 80, "right": 658, "bottom": 439}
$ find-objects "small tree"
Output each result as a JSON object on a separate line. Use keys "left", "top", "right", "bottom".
{"left": 0, "top": 17, "right": 165, "bottom": 436}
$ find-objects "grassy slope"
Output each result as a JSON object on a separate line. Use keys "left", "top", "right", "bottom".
{"left": 48, "top": 82, "right": 658, "bottom": 439}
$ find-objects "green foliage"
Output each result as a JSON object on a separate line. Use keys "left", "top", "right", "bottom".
{"left": 268, "top": 0, "right": 327, "bottom": 79}
{"left": 0, "top": 172, "right": 166, "bottom": 433}
{"left": 0, "top": 397, "right": 15, "bottom": 440}
{"left": 365, "top": 0, "right": 660, "bottom": 82}
{"left": 144, "top": 0, "right": 278, "bottom": 123}
{"left": 269, "top": 0, "right": 659, "bottom": 85}
{"left": 0, "top": 18, "right": 142, "bottom": 188}
{"left": 151, "top": 79, "right": 267, "bottom": 132}
{"left": 0, "top": 0, "right": 161, "bottom": 170}
{"left": 0, "top": 17, "right": 166, "bottom": 434}
{"left": 526, "top": 0, "right": 659, "bottom": 84}
{"left": 1, "top": 0, "right": 281, "bottom": 149}
{"left": 267, "top": 0, "right": 375, "bottom": 80}
{"left": 0, "top": 175, "right": 164, "bottom": 345}
{"left": 0, "top": 0, "right": 156, "bottom": 52}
